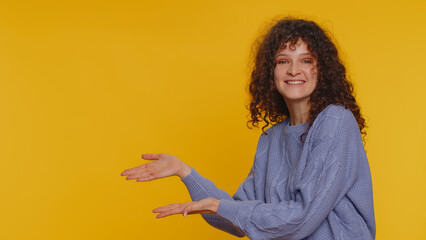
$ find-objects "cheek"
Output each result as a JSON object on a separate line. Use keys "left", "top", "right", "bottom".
{"left": 273, "top": 68, "right": 279, "bottom": 79}
{"left": 273, "top": 77, "right": 279, "bottom": 90}
{"left": 308, "top": 67, "right": 318, "bottom": 82}
{"left": 306, "top": 68, "right": 318, "bottom": 91}
{"left": 273, "top": 69, "right": 280, "bottom": 87}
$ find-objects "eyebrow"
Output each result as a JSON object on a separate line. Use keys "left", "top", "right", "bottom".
{"left": 275, "top": 53, "right": 312, "bottom": 57}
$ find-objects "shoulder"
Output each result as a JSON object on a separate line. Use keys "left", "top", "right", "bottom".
{"left": 316, "top": 104, "right": 357, "bottom": 126}
{"left": 309, "top": 104, "right": 359, "bottom": 140}
{"left": 318, "top": 104, "right": 354, "bottom": 120}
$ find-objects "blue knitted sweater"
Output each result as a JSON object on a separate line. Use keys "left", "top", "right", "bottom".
{"left": 181, "top": 105, "right": 376, "bottom": 240}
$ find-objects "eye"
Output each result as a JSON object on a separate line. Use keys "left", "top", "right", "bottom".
{"left": 276, "top": 59, "right": 288, "bottom": 64}
{"left": 302, "top": 59, "right": 313, "bottom": 64}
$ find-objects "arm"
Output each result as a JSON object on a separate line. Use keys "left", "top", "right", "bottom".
{"left": 155, "top": 108, "right": 365, "bottom": 240}
{"left": 120, "top": 153, "right": 254, "bottom": 237}
{"left": 180, "top": 167, "right": 255, "bottom": 237}
{"left": 179, "top": 132, "right": 269, "bottom": 237}
{"left": 215, "top": 109, "right": 364, "bottom": 240}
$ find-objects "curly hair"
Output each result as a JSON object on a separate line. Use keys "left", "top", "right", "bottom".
{"left": 248, "top": 17, "right": 366, "bottom": 141}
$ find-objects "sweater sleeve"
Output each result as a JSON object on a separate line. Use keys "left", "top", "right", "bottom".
{"left": 181, "top": 131, "right": 268, "bottom": 237}
{"left": 181, "top": 167, "right": 254, "bottom": 237}
{"left": 216, "top": 108, "right": 364, "bottom": 240}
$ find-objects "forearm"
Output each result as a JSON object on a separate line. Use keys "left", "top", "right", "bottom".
{"left": 201, "top": 213, "right": 245, "bottom": 237}
{"left": 181, "top": 168, "right": 245, "bottom": 237}
{"left": 181, "top": 168, "right": 235, "bottom": 201}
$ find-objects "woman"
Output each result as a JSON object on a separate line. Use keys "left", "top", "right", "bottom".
{"left": 121, "top": 18, "right": 376, "bottom": 240}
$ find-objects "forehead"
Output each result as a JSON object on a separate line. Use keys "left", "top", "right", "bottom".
{"left": 276, "top": 40, "right": 311, "bottom": 55}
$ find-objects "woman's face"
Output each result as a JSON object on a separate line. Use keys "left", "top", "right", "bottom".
{"left": 273, "top": 40, "right": 318, "bottom": 107}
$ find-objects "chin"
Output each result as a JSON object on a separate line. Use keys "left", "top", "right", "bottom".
{"left": 283, "top": 95, "right": 310, "bottom": 104}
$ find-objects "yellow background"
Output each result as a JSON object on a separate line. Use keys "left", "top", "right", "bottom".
{"left": 1, "top": 0, "right": 425, "bottom": 239}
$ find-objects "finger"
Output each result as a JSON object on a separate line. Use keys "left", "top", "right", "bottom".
{"left": 126, "top": 174, "right": 141, "bottom": 180}
{"left": 141, "top": 153, "right": 162, "bottom": 160}
{"left": 121, "top": 153, "right": 160, "bottom": 176}
{"left": 122, "top": 164, "right": 152, "bottom": 178}
{"left": 182, "top": 205, "right": 192, "bottom": 216}
{"left": 121, "top": 169, "right": 136, "bottom": 176}
{"left": 155, "top": 208, "right": 183, "bottom": 218}
{"left": 125, "top": 171, "right": 147, "bottom": 180}
{"left": 154, "top": 205, "right": 183, "bottom": 218}
{"left": 131, "top": 164, "right": 167, "bottom": 182}
{"left": 136, "top": 174, "right": 157, "bottom": 182}
{"left": 135, "top": 167, "right": 162, "bottom": 181}
{"left": 120, "top": 169, "right": 131, "bottom": 176}
{"left": 127, "top": 170, "right": 154, "bottom": 180}
{"left": 121, "top": 164, "right": 147, "bottom": 176}
{"left": 182, "top": 201, "right": 201, "bottom": 215}
{"left": 152, "top": 204, "right": 179, "bottom": 213}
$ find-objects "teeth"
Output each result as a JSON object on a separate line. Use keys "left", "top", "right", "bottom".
{"left": 286, "top": 80, "right": 304, "bottom": 84}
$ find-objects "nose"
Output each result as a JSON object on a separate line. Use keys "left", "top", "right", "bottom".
{"left": 287, "top": 62, "right": 300, "bottom": 76}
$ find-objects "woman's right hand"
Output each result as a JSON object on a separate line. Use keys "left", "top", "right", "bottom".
{"left": 120, "top": 153, "right": 191, "bottom": 182}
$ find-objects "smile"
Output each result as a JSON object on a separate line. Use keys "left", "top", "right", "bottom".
{"left": 285, "top": 80, "right": 305, "bottom": 85}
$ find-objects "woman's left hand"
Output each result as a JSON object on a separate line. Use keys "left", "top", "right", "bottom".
{"left": 153, "top": 197, "right": 220, "bottom": 218}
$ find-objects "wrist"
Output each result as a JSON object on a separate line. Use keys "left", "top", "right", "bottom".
{"left": 210, "top": 199, "right": 220, "bottom": 214}
{"left": 177, "top": 163, "right": 191, "bottom": 178}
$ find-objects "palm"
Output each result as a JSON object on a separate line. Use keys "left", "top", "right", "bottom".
{"left": 144, "top": 156, "right": 180, "bottom": 179}
{"left": 152, "top": 198, "right": 220, "bottom": 218}
{"left": 121, "top": 153, "right": 190, "bottom": 182}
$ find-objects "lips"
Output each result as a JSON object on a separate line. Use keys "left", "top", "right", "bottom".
{"left": 284, "top": 80, "right": 305, "bottom": 85}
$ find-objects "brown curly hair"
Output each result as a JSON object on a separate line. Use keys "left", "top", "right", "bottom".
{"left": 248, "top": 17, "right": 366, "bottom": 141}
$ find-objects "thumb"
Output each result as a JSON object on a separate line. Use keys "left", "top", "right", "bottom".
{"left": 182, "top": 205, "right": 192, "bottom": 217}
{"left": 141, "top": 153, "right": 162, "bottom": 160}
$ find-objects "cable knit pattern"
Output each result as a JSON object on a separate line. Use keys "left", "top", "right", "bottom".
{"left": 181, "top": 105, "right": 376, "bottom": 240}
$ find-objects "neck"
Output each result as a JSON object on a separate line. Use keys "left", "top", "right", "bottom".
{"left": 286, "top": 99, "right": 310, "bottom": 126}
